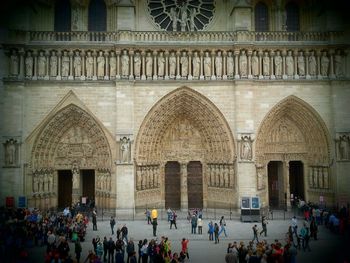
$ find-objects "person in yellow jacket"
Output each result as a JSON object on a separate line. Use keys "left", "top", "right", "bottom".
{"left": 151, "top": 207, "right": 158, "bottom": 220}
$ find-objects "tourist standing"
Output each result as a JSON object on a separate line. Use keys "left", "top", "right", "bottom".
{"left": 260, "top": 215, "right": 268, "bottom": 236}
{"left": 152, "top": 217, "right": 158, "bottom": 237}
{"left": 145, "top": 208, "right": 151, "bottom": 224}
{"left": 191, "top": 214, "right": 197, "bottom": 234}
{"left": 92, "top": 210, "right": 97, "bottom": 231}
{"left": 110, "top": 216, "right": 116, "bottom": 235}
{"left": 214, "top": 223, "right": 220, "bottom": 244}
{"left": 252, "top": 224, "right": 259, "bottom": 243}
{"left": 197, "top": 217, "right": 203, "bottom": 234}
{"left": 75, "top": 239, "right": 82, "bottom": 263}
{"left": 208, "top": 221, "right": 214, "bottom": 241}
{"left": 170, "top": 210, "right": 177, "bottom": 229}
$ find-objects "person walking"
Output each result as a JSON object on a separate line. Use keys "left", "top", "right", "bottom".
{"left": 181, "top": 238, "right": 190, "bottom": 259}
{"left": 252, "top": 224, "right": 259, "bottom": 243}
{"left": 310, "top": 217, "right": 318, "bottom": 240}
{"left": 110, "top": 216, "right": 116, "bottom": 235}
{"left": 214, "top": 223, "right": 220, "bottom": 244}
{"left": 260, "top": 215, "right": 268, "bottom": 237}
{"left": 170, "top": 210, "right": 177, "bottom": 229}
{"left": 218, "top": 216, "right": 228, "bottom": 237}
{"left": 300, "top": 224, "right": 311, "bottom": 252}
{"left": 208, "top": 221, "right": 214, "bottom": 241}
{"left": 145, "top": 209, "right": 151, "bottom": 224}
{"left": 121, "top": 224, "right": 129, "bottom": 243}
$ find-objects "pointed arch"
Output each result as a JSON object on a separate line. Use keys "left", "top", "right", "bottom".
{"left": 134, "top": 87, "right": 236, "bottom": 165}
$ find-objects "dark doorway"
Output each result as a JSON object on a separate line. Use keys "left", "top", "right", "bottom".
{"left": 58, "top": 170, "right": 72, "bottom": 208}
{"left": 268, "top": 161, "right": 283, "bottom": 208}
{"left": 82, "top": 169, "right": 95, "bottom": 201}
{"left": 187, "top": 161, "right": 203, "bottom": 209}
{"left": 165, "top": 162, "right": 181, "bottom": 210}
{"left": 289, "top": 161, "right": 304, "bottom": 201}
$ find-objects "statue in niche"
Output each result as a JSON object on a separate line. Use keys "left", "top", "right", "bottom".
{"left": 50, "top": 51, "right": 58, "bottom": 77}
{"left": 297, "top": 51, "right": 305, "bottom": 76}
{"left": 25, "top": 51, "right": 33, "bottom": 77}
{"left": 240, "top": 136, "right": 252, "bottom": 160}
{"left": 192, "top": 51, "right": 200, "bottom": 79}
{"left": 110, "top": 52, "right": 116, "bottom": 77}
{"left": 251, "top": 51, "right": 259, "bottom": 77}
{"left": 215, "top": 51, "right": 222, "bottom": 77}
{"left": 61, "top": 51, "right": 70, "bottom": 77}
{"left": 121, "top": 50, "right": 129, "bottom": 77}
{"left": 338, "top": 135, "right": 349, "bottom": 160}
{"left": 120, "top": 137, "right": 130, "bottom": 163}
{"left": 157, "top": 52, "right": 165, "bottom": 78}
{"left": 33, "top": 174, "right": 39, "bottom": 193}
{"left": 38, "top": 51, "right": 46, "bottom": 77}
{"left": 39, "top": 173, "right": 45, "bottom": 192}
{"left": 285, "top": 50, "right": 294, "bottom": 76}
{"left": 239, "top": 50, "right": 247, "bottom": 76}
{"left": 274, "top": 51, "right": 282, "bottom": 76}
{"left": 323, "top": 169, "right": 329, "bottom": 189}
{"left": 170, "top": 7, "right": 177, "bottom": 31}
{"left": 136, "top": 168, "right": 142, "bottom": 190}
{"left": 321, "top": 52, "right": 329, "bottom": 76}
{"left": 10, "top": 50, "right": 19, "bottom": 76}
{"left": 73, "top": 51, "right": 81, "bottom": 77}
{"left": 308, "top": 51, "right": 317, "bottom": 76}
{"left": 180, "top": 51, "right": 188, "bottom": 77}
{"left": 141, "top": 167, "right": 146, "bottom": 190}
{"left": 189, "top": 8, "right": 198, "bottom": 31}
{"left": 318, "top": 168, "right": 324, "bottom": 189}
{"left": 180, "top": 3, "right": 188, "bottom": 31}
{"left": 72, "top": 163, "right": 79, "bottom": 189}
{"left": 133, "top": 52, "right": 141, "bottom": 78}
{"left": 223, "top": 166, "right": 229, "bottom": 187}
{"left": 215, "top": 165, "right": 220, "bottom": 187}
{"left": 204, "top": 51, "right": 211, "bottom": 78}
{"left": 262, "top": 52, "right": 270, "bottom": 76}
{"left": 219, "top": 165, "right": 224, "bottom": 187}
{"left": 169, "top": 52, "right": 176, "bottom": 78}
{"left": 334, "top": 51, "right": 343, "bottom": 77}
{"left": 146, "top": 52, "right": 153, "bottom": 78}
{"left": 257, "top": 171, "right": 265, "bottom": 190}
{"left": 4, "top": 139, "right": 17, "bottom": 166}
{"left": 227, "top": 51, "right": 234, "bottom": 77}
{"left": 86, "top": 51, "right": 93, "bottom": 78}
{"left": 97, "top": 51, "right": 105, "bottom": 78}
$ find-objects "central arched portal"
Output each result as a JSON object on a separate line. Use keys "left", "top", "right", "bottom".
{"left": 135, "top": 87, "right": 236, "bottom": 210}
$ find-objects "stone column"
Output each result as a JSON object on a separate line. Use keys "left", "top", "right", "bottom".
{"left": 56, "top": 50, "right": 62, "bottom": 80}
{"left": 19, "top": 48, "right": 25, "bottom": 79}
{"left": 68, "top": 50, "right": 74, "bottom": 80}
{"left": 164, "top": 50, "right": 169, "bottom": 80}
{"left": 176, "top": 50, "right": 181, "bottom": 80}
{"left": 293, "top": 50, "right": 299, "bottom": 79}
{"left": 223, "top": 50, "right": 227, "bottom": 80}
{"left": 104, "top": 50, "right": 110, "bottom": 80}
{"left": 247, "top": 49, "right": 252, "bottom": 79}
{"left": 129, "top": 50, "right": 134, "bottom": 80}
{"left": 72, "top": 169, "right": 81, "bottom": 205}
{"left": 141, "top": 51, "right": 146, "bottom": 80}
{"left": 81, "top": 50, "right": 86, "bottom": 80}
{"left": 234, "top": 49, "right": 239, "bottom": 79}
{"left": 329, "top": 49, "right": 336, "bottom": 79}
{"left": 305, "top": 50, "right": 310, "bottom": 79}
{"left": 92, "top": 50, "right": 97, "bottom": 80}
{"left": 316, "top": 50, "right": 322, "bottom": 79}
{"left": 153, "top": 50, "right": 157, "bottom": 80}
{"left": 282, "top": 49, "right": 287, "bottom": 79}
{"left": 32, "top": 50, "right": 38, "bottom": 80}
{"left": 270, "top": 50, "right": 275, "bottom": 79}
{"left": 211, "top": 50, "right": 216, "bottom": 80}
{"left": 188, "top": 50, "right": 192, "bottom": 80}
{"left": 200, "top": 50, "right": 204, "bottom": 80}
{"left": 116, "top": 50, "right": 121, "bottom": 79}
{"left": 258, "top": 50, "right": 263, "bottom": 79}
{"left": 181, "top": 162, "right": 188, "bottom": 210}
{"left": 45, "top": 50, "right": 50, "bottom": 80}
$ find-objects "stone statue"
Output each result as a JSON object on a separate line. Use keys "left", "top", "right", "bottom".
{"left": 219, "top": 165, "right": 224, "bottom": 187}
{"left": 10, "top": 50, "right": 19, "bottom": 76}
{"left": 180, "top": 3, "right": 188, "bottom": 31}
{"left": 50, "top": 51, "right": 58, "bottom": 77}
{"left": 169, "top": 52, "right": 176, "bottom": 78}
{"left": 61, "top": 51, "right": 70, "bottom": 77}
{"left": 5, "top": 139, "right": 16, "bottom": 166}
{"left": 136, "top": 167, "right": 142, "bottom": 190}
{"left": 323, "top": 169, "right": 329, "bottom": 189}
{"left": 215, "top": 51, "right": 222, "bottom": 77}
{"left": 257, "top": 171, "right": 264, "bottom": 190}
{"left": 170, "top": 7, "right": 177, "bottom": 31}
{"left": 241, "top": 136, "right": 252, "bottom": 160}
{"left": 251, "top": 51, "right": 259, "bottom": 77}
{"left": 121, "top": 50, "right": 129, "bottom": 77}
{"left": 192, "top": 51, "right": 200, "bottom": 79}
{"left": 215, "top": 165, "right": 220, "bottom": 187}
{"left": 120, "top": 137, "right": 130, "bottom": 163}
{"left": 338, "top": 135, "right": 349, "bottom": 160}
{"left": 227, "top": 51, "right": 234, "bottom": 77}
{"left": 25, "top": 51, "right": 33, "bottom": 77}
{"left": 86, "top": 51, "right": 93, "bottom": 78}
{"left": 334, "top": 51, "right": 343, "bottom": 77}
{"left": 274, "top": 51, "right": 282, "bottom": 76}
{"left": 297, "top": 51, "right": 305, "bottom": 76}
{"left": 133, "top": 52, "right": 141, "bottom": 78}
{"left": 308, "top": 51, "right": 317, "bottom": 76}
{"left": 38, "top": 51, "right": 46, "bottom": 77}
{"left": 204, "top": 51, "right": 211, "bottom": 78}
{"left": 262, "top": 52, "right": 270, "bottom": 76}
{"left": 72, "top": 168, "right": 79, "bottom": 189}
{"left": 223, "top": 166, "right": 229, "bottom": 188}
{"left": 109, "top": 52, "right": 116, "bottom": 77}
{"left": 189, "top": 8, "right": 198, "bottom": 31}
{"left": 146, "top": 52, "right": 153, "bottom": 78}
{"left": 157, "top": 52, "right": 165, "bottom": 78}
{"left": 285, "top": 50, "right": 294, "bottom": 76}
{"left": 180, "top": 51, "right": 188, "bottom": 77}
{"left": 73, "top": 51, "right": 81, "bottom": 77}
{"left": 321, "top": 52, "right": 329, "bottom": 76}
{"left": 97, "top": 51, "right": 105, "bottom": 78}
{"left": 239, "top": 50, "right": 247, "bottom": 77}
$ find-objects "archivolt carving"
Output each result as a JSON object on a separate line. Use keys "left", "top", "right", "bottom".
{"left": 31, "top": 104, "right": 112, "bottom": 171}
{"left": 135, "top": 87, "right": 235, "bottom": 165}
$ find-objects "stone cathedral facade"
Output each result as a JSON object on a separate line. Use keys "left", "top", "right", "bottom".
{"left": 0, "top": 0, "right": 349, "bottom": 216}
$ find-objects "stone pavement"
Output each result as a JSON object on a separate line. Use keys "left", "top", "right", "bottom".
{"left": 29, "top": 216, "right": 348, "bottom": 263}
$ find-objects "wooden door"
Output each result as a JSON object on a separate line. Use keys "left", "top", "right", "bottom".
{"left": 268, "top": 161, "right": 280, "bottom": 208}
{"left": 82, "top": 169, "right": 95, "bottom": 200}
{"left": 165, "top": 162, "right": 181, "bottom": 210}
{"left": 58, "top": 170, "right": 72, "bottom": 208}
{"left": 187, "top": 161, "right": 203, "bottom": 209}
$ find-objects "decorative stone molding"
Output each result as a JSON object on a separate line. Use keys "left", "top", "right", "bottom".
{"left": 335, "top": 133, "right": 350, "bottom": 161}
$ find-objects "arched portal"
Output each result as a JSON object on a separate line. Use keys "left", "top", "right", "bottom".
{"left": 134, "top": 87, "right": 236, "bottom": 209}
{"left": 255, "top": 96, "right": 331, "bottom": 208}
{"left": 27, "top": 97, "right": 114, "bottom": 210}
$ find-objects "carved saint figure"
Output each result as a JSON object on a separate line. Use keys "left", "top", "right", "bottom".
{"left": 25, "top": 51, "right": 33, "bottom": 77}
{"left": 227, "top": 51, "right": 234, "bottom": 77}
{"left": 180, "top": 3, "right": 188, "bottom": 31}
{"left": 50, "top": 51, "right": 58, "bottom": 77}
{"left": 241, "top": 136, "right": 252, "bottom": 160}
{"left": 204, "top": 51, "right": 211, "bottom": 78}
{"left": 136, "top": 167, "right": 142, "bottom": 190}
{"left": 120, "top": 137, "right": 130, "bottom": 163}
{"left": 5, "top": 139, "right": 16, "bottom": 166}
{"left": 192, "top": 51, "right": 200, "bottom": 79}
{"left": 10, "top": 50, "right": 19, "bottom": 76}
{"left": 169, "top": 52, "right": 176, "bottom": 78}
{"left": 73, "top": 51, "right": 81, "bottom": 77}
{"left": 61, "top": 51, "right": 70, "bottom": 77}
{"left": 321, "top": 52, "right": 329, "bottom": 76}
{"left": 110, "top": 52, "right": 116, "bottom": 77}
{"left": 262, "top": 52, "right": 270, "bottom": 76}
{"left": 189, "top": 8, "right": 198, "bottom": 31}
{"left": 38, "top": 51, "right": 46, "bottom": 77}
{"left": 170, "top": 7, "right": 177, "bottom": 31}
{"left": 133, "top": 52, "right": 141, "bottom": 78}
{"left": 239, "top": 50, "right": 247, "bottom": 76}
{"left": 121, "top": 50, "right": 129, "bottom": 77}
{"left": 97, "top": 51, "right": 105, "bottom": 78}
{"left": 146, "top": 52, "right": 153, "bottom": 78}
{"left": 86, "top": 51, "right": 93, "bottom": 77}
{"left": 338, "top": 135, "right": 349, "bottom": 160}
{"left": 72, "top": 168, "right": 79, "bottom": 189}
{"left": 297, "top": 51, "right": 305, "bottom": 76}
{"left": 157, "top": 52, "right": 165, "bottom": 78}
{"left": 286, "top": 51, "right": 294, "bottom": 76}
{"left": 180, "top": 51, "right": 188, "bottom": 77}
{"left": 274, "top": 51, "right": 282, "bottom": 76}
{"left": 334, "top": 51, "right": 343, "bottom": 77}
{"left": 215, "top": 51, "right": 222, "bottom": 77}
{"left": 308, "top": 51, "right": 316, "bottom": 76}
{"left": 251, "top": 51, "right": 259, "bottom": 77}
